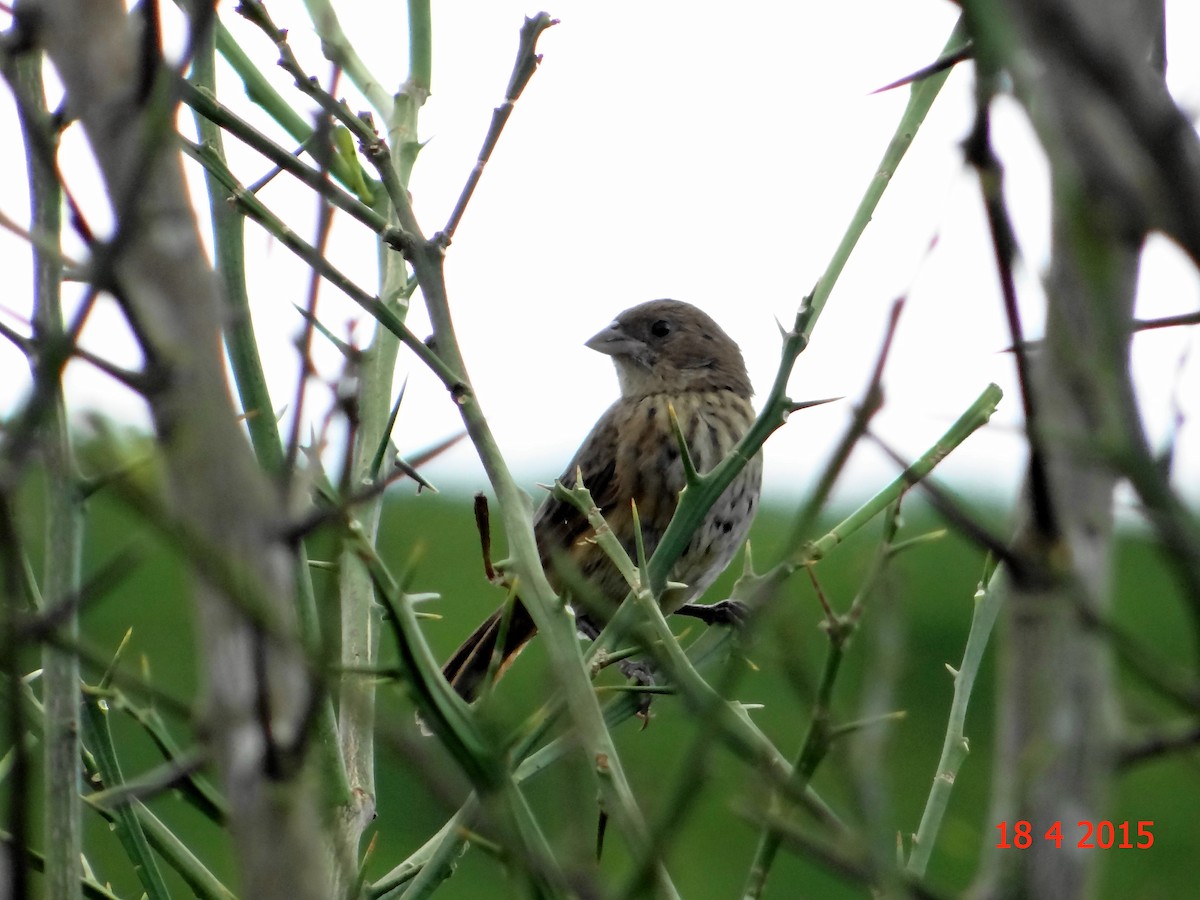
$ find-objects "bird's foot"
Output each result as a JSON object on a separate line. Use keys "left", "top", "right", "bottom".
{"left": 621, "top": 657, "right": 658, "bottom": 720}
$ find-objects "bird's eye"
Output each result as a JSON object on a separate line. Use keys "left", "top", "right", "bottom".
{"left": 650, "top": 319, "right": 671, "bottom": 338}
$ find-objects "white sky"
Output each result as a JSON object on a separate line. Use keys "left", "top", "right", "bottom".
{"left": 2, "top": 1, "right": 1199, "bottom": 512}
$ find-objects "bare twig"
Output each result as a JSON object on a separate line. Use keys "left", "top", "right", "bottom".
{"left": 441, "top": 14, "right": 558, "bottom": 242}
{"left": 180, "top": 80, "right": 383, "bottom": 225}
{"left": 964, "top": 101, "right": 1058, "bottom": 544}
{"left": 285, "top": 64, "right": 342, "bottom": 475}
{"left": 1118, "top": 722, "right": 1200, "bottom": 768}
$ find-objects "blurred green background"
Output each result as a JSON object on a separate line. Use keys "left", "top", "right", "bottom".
{"left": 12, "top": 481, "right": 1199, "bottom": 899}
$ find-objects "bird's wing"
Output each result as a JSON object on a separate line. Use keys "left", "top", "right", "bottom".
{"left": 532, "top": 400, "right": 625, "bottom": 563}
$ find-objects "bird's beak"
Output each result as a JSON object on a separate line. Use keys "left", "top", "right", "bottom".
{"left": 585, "top": 321, "right": 645, "bottom": 359}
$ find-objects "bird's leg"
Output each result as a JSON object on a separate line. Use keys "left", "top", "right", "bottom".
{"left": 576, "top": 614, "right": 657, "bottom": 718}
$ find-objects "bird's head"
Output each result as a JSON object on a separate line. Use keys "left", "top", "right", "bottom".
{"left": 585, "top": 299, "right": 752, "bottom": 399}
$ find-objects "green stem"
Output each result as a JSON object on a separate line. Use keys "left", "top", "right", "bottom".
{"left": 308, "top": 0, "right": 433, "bottom": 879}
{"left": 302, "top": 0, "right": 393, "bottom": 117}
{"left": 801, "top": 14, "right": 968, "bottom": 342}
{"left": 371, "top": 806, "right": 473, "bottom": 899}
{"left": 362, "top": 542, "right": 567, "bottom": 897}
{"left": 392, "top": 0, "right": 433, "bottom": 182}
{"left": 742, "top": 641, "right": 846, "bottom": 900}
{"left": 805, "top": 383, "right": 1003, "bottom": 566}
{"left": 13, "top": 46, "right": 82, "bottom": 900}
{"left": 178, "top": 139, "right": 454, "bottom": 385}
{"left": 404, "top": 242, "right": 682, "bottom": 898}
{"left": 189, "top": 30, "right": 284, "bottom": 475}
{"left": 21, "top": 664, "right": 235, "bottom": 899}
{"left": 254, "top": 8, "right": 679, "bottom": 886}
{"left": 742, "top": 504, "right": 901, "bottom": 900}
{"left": 189, "top": 22, "right": 349, "bottom": 805}
{"left": 214, "top": 21, "right": 370, "bottom": 193}
{"left": 588, "top": 384, "right": 1002, "bottom": 833}
{"left": 80, "top": 686, "right": 171, "bottom": 900}
{"left": 644, "top": 14, "right": 969, "bottom": 598}
{"left": 85, "top": 797, "right": 237, "bottom": 900}
{"left": 556, "top": 481, "right": 841, "bottom": 823}
{"left": 376, "top": 366, "right": 992, "bottom": 893}
{"left": 905, "top": 564, "right": 1002, "bottom": 876}
{"left": 407, "top": 0, "right": 433, "bottom": 98}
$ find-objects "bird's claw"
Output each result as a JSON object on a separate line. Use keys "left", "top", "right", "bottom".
{"left": 617, "top": 657, "right": 657, "bottom": 722}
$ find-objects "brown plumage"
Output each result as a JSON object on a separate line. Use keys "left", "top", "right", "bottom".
{"left": 443, "top": 299, "right": 762, "bottom": 700}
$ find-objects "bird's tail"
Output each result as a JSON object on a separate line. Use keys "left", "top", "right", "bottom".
{"left": 442, "top": 600, "right": 538, "bottom": 701}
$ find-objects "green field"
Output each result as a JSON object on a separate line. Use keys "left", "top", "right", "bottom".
{"left": 13, "top": 484, "right": 1199, "bottom": 898}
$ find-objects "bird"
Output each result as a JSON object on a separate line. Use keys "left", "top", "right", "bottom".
{"left": 442, "top": 299, "right": 762, "bottom": 701}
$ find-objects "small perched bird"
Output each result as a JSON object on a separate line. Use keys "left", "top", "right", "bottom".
{"left": 443, "top": 299, "right": 762, "bottom": 700}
